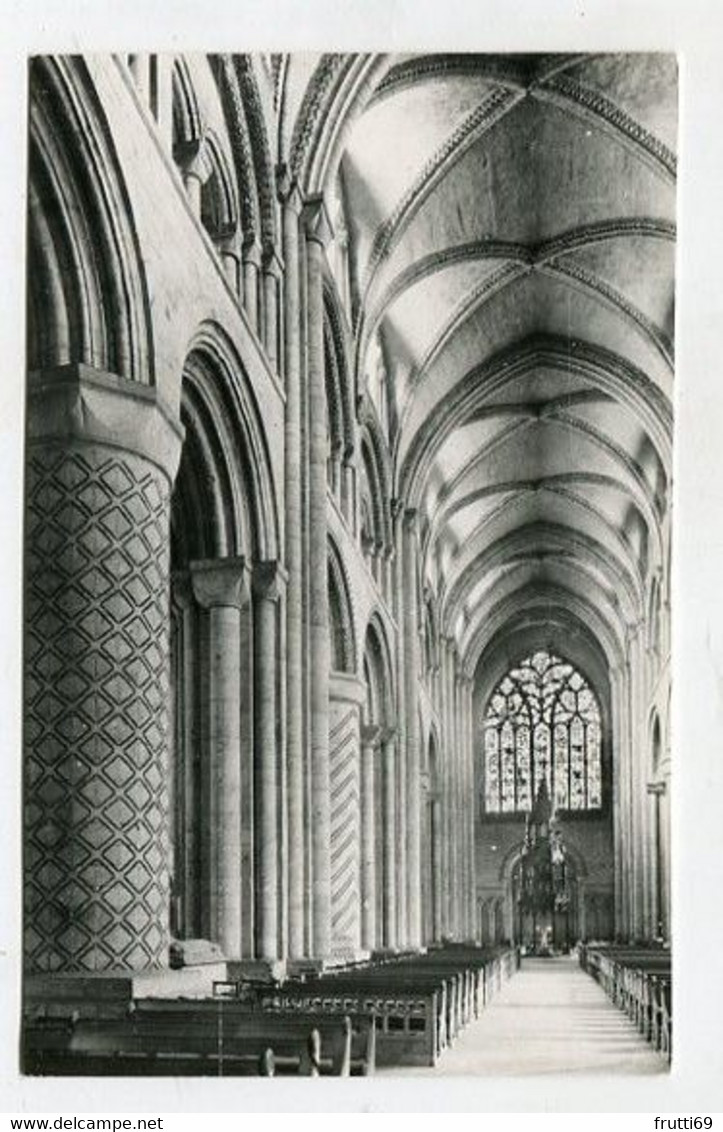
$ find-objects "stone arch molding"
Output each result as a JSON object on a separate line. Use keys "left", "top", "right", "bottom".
{"left": 181, "top": 320, "right": 281, "bottom": 562}
{"left": 327, "top": 534, "right": 357, "bottom": 674}
{"left": 28, "top": 56, "right": 153, "bottom": 383}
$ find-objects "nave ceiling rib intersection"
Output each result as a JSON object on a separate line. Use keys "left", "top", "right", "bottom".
{"left": 310, "top": 51, "right": 676, "bottom": 677}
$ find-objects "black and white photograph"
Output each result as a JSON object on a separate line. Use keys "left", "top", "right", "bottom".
{"left": 19, "top": 48, "right": 675, "bottom": 1080}
{"left": 4, "top": 3, "right": 723, "bottom": 1115}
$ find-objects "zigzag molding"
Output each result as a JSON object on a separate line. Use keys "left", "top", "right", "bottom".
{"left": 536, "top": 73, "right": 676, "bottom": 183}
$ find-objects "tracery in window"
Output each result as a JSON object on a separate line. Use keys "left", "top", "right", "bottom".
{"left": 483, "top": 650, "right": 602, "bottom": 814}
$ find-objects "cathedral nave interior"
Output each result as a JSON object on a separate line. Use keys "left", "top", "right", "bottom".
{"left": 22, "top": 50, "right": 674, "bottom": 1076}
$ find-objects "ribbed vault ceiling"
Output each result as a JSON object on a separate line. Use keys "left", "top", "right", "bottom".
{"left": 336, "top": 52, "right": 676, "bottom": 673}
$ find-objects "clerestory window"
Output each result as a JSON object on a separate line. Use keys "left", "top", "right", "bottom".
{"left": 483, "top": 650, "right": 602, "bottom": 814}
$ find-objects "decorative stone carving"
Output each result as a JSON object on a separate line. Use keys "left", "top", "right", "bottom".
{"left": 24, "top": 446, "right": 173, "bottom": 972}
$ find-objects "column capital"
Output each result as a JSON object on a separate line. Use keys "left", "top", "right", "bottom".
{"left": 190, "top": 556, "right": 251, "bottom": 609}
{"left": 175, "top": 134, "right": 213, "bottom": 183}
{"left": 217, "top": 229, "right": 241, "bottom": 259}
{"left": 301, "top": 195, "right": 334, "bottom": 247}
{"left": 361, "top": 723, "right": 382, "bottom": 748}
{"left": 403, "top": 507, "right": 419, "bottom": 533}
{"left": 330, "top": 671, "right": 366, "bottom": 706}
{"left": 379, "top": 725, "right": 398, "bottom": 746}
{"left": 171, "top": 569, "right": 195, "bottom": 610}
{"left": 26, "top": 364, "right": 184, "bottom": 484}
{"left": 647, "top": 781, "right": 667, "bottom": 797}
{"left": 253, "top": 559, "right": 288, "bottom": 602}
{"left": 242, "top": 236, "right": 262, "bottom": 266}
{"left": 276, "top": 165, "right": 303, "bottom": 214}
{"left": 262, "top": 243, "right": 284, "bottom": 277}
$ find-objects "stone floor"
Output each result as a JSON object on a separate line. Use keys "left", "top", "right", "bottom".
{"left": 380, "top": 956, "right": 669, "bottom": 1076}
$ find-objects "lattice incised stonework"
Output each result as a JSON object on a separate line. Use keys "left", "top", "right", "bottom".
{"left": 24, "top": 445, "right": 172, "bottom": 972}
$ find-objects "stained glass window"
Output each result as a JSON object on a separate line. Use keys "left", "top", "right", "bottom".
{"left": 483, "top": 650, "right": 603, "bottom": 813}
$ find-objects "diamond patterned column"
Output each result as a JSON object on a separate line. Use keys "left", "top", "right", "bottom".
{"left": 24, "top": 367, "right": 182, "bottom": 973}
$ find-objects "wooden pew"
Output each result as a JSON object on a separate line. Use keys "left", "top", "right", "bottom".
{"left": 22, "top": 1005, "right": 361, "bottom": 1077}
{"left": 246, "top": 945, "right": 519, "bottom": 1068}
{"left": 128, "top": 1000, "right": 370, "bottom": 1076}
{"left": 254, "top": 983, "right": 439, "bottom": 1068}
{"left": 579, "top": 944, "right": 672, "bottom": 1061}
{"left": 22, "top": 1016, "right": 276, "bottom": 1077}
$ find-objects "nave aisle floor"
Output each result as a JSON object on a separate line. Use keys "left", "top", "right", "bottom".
{"left": 380, "top": 956, "right": 667, "bottom": 1076}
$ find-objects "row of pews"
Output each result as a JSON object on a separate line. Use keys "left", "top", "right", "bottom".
{"left": 23, "top": 945, "right": 519, "bottom": 1076}
{"left": 579, "top": 943, "right": 672, "bottom": 1061}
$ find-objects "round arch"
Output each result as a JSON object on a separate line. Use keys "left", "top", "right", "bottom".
{"left": 181, "top": 320, "right": 280, "bottom": 560}
{"left": 28, "top": 56, "right": 152, "bottom": 382}
{"left": 362, "top": 611, "right": 396, "bottom": 726}
{"left": 327, "top": 535, "right": 356, "bottom": 674}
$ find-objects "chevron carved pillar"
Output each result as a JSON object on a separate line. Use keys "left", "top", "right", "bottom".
{"left": 328, "top": 673, "right": 366, "bottom": 960}
{"left": 24, "top": 366, "right": 182, "bottom": 973}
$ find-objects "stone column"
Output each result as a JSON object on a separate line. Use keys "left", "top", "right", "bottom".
{"left": 402, "top": 510, "right": 422, "bottom": 948}
{"left": 661, "top": 761, "right": 671, "bottom": 939}
{"left": 219, "top": 232, "right": 242, "bottom": 296}
{"left": 262, "top": 245, "right": 283, "bottom": 371}
{"left": 341, "top": 455, "right": 355, "bottom": 528}
{"left": 242, "top": 239, "right": 261, "bottom": 335}
{"left": 456, "top": 666, "right": 465, "bottom": 939}
{"left": 462, "top": 675, "right": 475, "bottom": 939}
{"left": 628, "top": 623, "right": 646, "bottom": 938}
{"left": 610, "top": 665, "right": 625, "bottom": 936}
{"left": 380, "top": 728, "right": 398, "bottom": 950}
{"left": 431, "top": 797, "right": 443, "bottom": 940}
{"left": 128, "top": 54, "right": 151, "bottom": 104}
{"left": 360, "top": 725, "right": 380, "bottom": 952}
{"left": 444, "top": 640, "right": 457, "bottom": 937}
{"left": 190, "top": 556, "right": 250, "bottom": 959}
{"left": 152, "top": 54, "right": 174, "bottom": 152}
{"left": 278, "top": 175, "right": 305, "bottom": 958}
{"left": 24, "top": 366, "right": 182, "bottom": 973}
{"left": 391, "top": 504, "right": 408, "bottom": 950}
{"left": 176, "top": 137, "right": 211, "bottom": 221}
{"left": 252, "top": 561, "right": 286, "bottom": 959}
{"left": 302, "top": 196, "right": 334, "bottom": 958}
{"left": 439, "top": 642, "right": 451, "bottom": 937}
